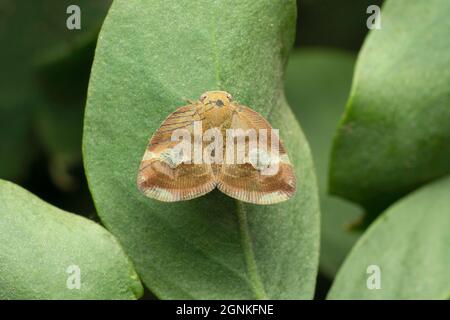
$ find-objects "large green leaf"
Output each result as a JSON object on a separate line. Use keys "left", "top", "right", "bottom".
{"left": 328, "top": 175, "right": 450, "bottom": 299}
{"left": 285, "top": 49, "right": 362, "bottom": 278}
{"left": 84, "top": 0, "right": 320, "bottom": 299}
{"left": 0, "top": 179, "right": 143, "bottom": 299}
{"left": 329, "top": 0, "right": 450, "bottom": 214}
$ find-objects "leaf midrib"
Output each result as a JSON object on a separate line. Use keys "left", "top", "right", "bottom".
{"left": 236, "top": 201, "right": 268, "bottom": 299}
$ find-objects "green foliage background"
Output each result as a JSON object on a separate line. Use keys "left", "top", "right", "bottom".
{"left": 0, "top": 0, "right": 448, "bottom": 299}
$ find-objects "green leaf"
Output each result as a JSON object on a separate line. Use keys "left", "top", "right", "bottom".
{"left": 328, "top": 175, "right": 450, "bottom": 299}
{"left": 285, "top": 49, "right": 362, "bottom": 278}
{"left": 0, "top": 179, "right": 143, "bottom": 299}
{"left": 84, "top": 0, "right": 320, "bottom": 299}
{"left": 329, "top": 0, "right": 450, "bottom": 214}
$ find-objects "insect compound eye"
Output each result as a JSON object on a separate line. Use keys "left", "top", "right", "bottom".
{"left": 200, "top": 94, "right": 208, "bottom": 102}
{"left": 226, "top": 93, "right": 233, "bottom": 101}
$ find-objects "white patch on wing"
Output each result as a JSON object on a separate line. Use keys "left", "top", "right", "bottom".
{"left": 144, "top": 187, "right": 176, "bottom": 201}
{"left": 258, "top": 191, "right": 289, "bottom": 204}
{"left": 280, "top": 154, "right": 291, "bottom": 164}
{"left": 159, "top": 148, "right": 184, "bottom": 168}
{"left": 248, "top": 148, "right": 279, "bottom": 170}
{"left": 142, "top": 151, "right": 157, "bottom": 161}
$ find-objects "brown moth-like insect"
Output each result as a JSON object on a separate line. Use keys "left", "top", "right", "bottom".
{"left": 137, "top": 91, "right": 296, "bottom": 204}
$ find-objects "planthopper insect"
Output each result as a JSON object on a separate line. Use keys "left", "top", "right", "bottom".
{"left": 137, "top": 91, "right": 296, "bottom": 205}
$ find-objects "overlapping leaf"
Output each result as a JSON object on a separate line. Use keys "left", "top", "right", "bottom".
{"left": 329, "top": 0, "right": 450, "bottom": 215}
{"left": 328, "top": 175, "right": 450, "bottom": 299}
{"left": 0, "top": 180, "right": 143, "bottom": 299}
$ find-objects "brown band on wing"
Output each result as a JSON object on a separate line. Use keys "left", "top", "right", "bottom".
{"left": 137, "top": 103, "right": 216, "bottom": 202}
{"left": 217, "top": 163, "right": 296, "bottom": 205}
{"left": 147, "top": 104, "right": 201, "bottom": 151}
{"left": 216, "top": 104, "right": 296, "bottom": 204}
{"left": 233, "top": 105, "right": 287, "bottom": 154}
{"left": 137, "top": 161, "right": 216, "bottom": 202}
